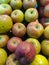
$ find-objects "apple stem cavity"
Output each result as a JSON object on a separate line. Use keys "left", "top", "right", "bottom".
{"left": 31, "top": 11, "right": 34, "bottom": 14}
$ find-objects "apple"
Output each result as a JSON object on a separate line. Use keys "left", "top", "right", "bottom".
{"left": 39, "top": 0, "right": 49, "bottom": 6}
{"left": 39, "top": 7, "right": 44, "bottom": 17}
{"left": 0, "top": 0, "right": 10, "bottom": 4}
{"left": 44, "top": 4, "right": 49, "bottom": 18}
{"left": 11, "top": 10, "right": 24, "bottom": 23}
{"left": 0, "top": 35, "right": 9, "bottom": 48}
{"left": 44, "top": 26, "right": 49, "bottom": 39}
{"left": 27, "top": 22, "right": 44, "bottom": 38}
{"left": 12, "top": 23, "right": 26, "bottom": 37}
{"left": 41, "top": 40, "right": 49, "bottom": 56}
{"left": 0, "top": 15, "right": 13, "bottom": 34}
{"left": 0, "top": 48, "right": 7, "bottom": 65}
{"left": 7, "top": 37, "right": 22, "bottom": 52}
{"left": 30, "top": 54, "right": 48, "bottom": 65}
{"left": 15, "top": 41, "right": 36, "bottom": 65}
{"left": 0, "top": 4, "right": 12, "bottom": 15}
{"left": 6, "top": 53, "right": 20, "bottom": 65}
{"left": 23, "top": 0, "right": 37, "bottom": 9}
{"left": 10, "top": 0, "right": 22, "bottom": 10}
{"left": 40, "top": 18, "right": 49, "bottom": 27}
{"left": 26, "top": 38, "right": 41, "bottom": 54}
{"left": 25, "top": 8, "right": 38, "bottom": 22}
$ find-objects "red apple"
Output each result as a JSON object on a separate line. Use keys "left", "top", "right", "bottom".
{"left": 39, "top": 7, "right": 44, "bottom": 17}
{"left": 0, "top": 35, "right": 9, "bottom": 48}
{"left": 12, "top": 23, "right": 26, "bottom": 37}
{"left": 40, "top": 17, "right": 49, "bottom": 27}
{"left": 27, "top": 21, "right": 44, "bottom": 38}
{"left": 23, "top": 0, "right": 37, "bottom": 9}
{"left": 39, "top": 0, "right": 49, "bottom": 6}
{"left": 44, "top": 4, "right": 49, "bottom": 18}
{"left": 15, "top": 41, "right": 36, "bottom": 65}
{"left": 6, "top": 53, "right": 20, "bottom": 65}
{"left": 7, "top": 37, "right": 22, "bottom": 52}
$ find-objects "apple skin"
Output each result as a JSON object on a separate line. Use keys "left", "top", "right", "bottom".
{"left": 15, "top": 41, "right": 36, "bottom": 65}
{"left": 27, "top": 22, "right": 44, "bottom": 38}
{"left": 41, "top": 40, "right": 49, "bottom": 56}
{"left": 0, "top": 35, "right": 9, "bottom": 48}
{"left": 11, "top": 10, "right": 24, "bottom": 23}
{"left": 40, "top": 18, "right": 49, "bottom": 27}
{"left": 12, "top": 23, "right": 26, "bottom": 37}
{"left": 23, "top": 0, "right": 37, "bottom": 9}
{"left": 0, "top": 48, "right": 7, "bottom": 65}
{"left": 44, "top": 26, "right": 49, "bottom": 39}
{"left": 7, "top": 37, "right": 22, "bottom": 52}
{"left": 10, "top": 0, "right": 22, "bottom": 10}
{"left": 0, "top": 4, "right": 12, "bottom": 15}
{"left": 0, "top": 15, "right": 13, "bottom": 34}
{"left": 25, "top": 8, "right": 38, "bottom": 22}
{"left": 39, "top": 0, "right": 49, "bottom": 6}
{"left": 26, "top": 38, "right": 41, "bottom": 54}
{"left": 44, "top": 4, "right": 49, "bottom": 18}
{"left": 6, "top": 53, "right": 20, "bottom": 65}
{"left": 0, "top": 0, "right": 10, "bottom": 4}
{"left": 30, "top": 55, "right": 48, "bottom": 65}
{"left": 39, "top": 7, "right": 44, "bottom": 17}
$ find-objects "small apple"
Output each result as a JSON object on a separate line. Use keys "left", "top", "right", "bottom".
{"left": 39, "top": 7, "right": 44, "bottom": 17}
{"left": 12, "top": 23, "right": 26, "bottom": 37}
{"left": 11, "top": 10, "right": 24, "bottom": 23}
{"left": 41, "top": 40, "right": 49, "bottom": 56}
{"left": 0, "top": 35, "right": 9, "bottom": 48}
{"left": 26, "top": 38, "right": 41, "bottom": 54}
{"left": 0, "top": 4, "right": 12, "bottom": 15}
{"left": 15, "top": 41, "right": 36, "bottom": 65}
{"left": 27, "top": 22, "right": 44, "bottom": 38}
{"left": 0, "top": 15, "right": 13, "bottom": 34}
{"left": 6, "top": 53, "right": 20, "bottom": 65}
{"left": 25, "top": 8, "right": 38, "bottom": 22}
{"left": 44, "top": 4, "right": 49, "bottom": 18}
{"left": 39, "top": 0, "right": 49, "bottom": 6}
{"left": 0, "top": 48, "right": 7, "bottom": 65}
{"left": 40, "top": 18, "right": 49, "bottom": 27}
{"left": 23, "top": 0, "right": 37, "bottom": 9}
{"left": 7, "top": 37, "right": 22, "bottom": 52}
{"left": 10, "top": 0, "right": 22, "bottom": 10}
{"left": 30, "top": 55, "right": 48, "bottom": 65}
{"left": 44, "top": 26, "right": 49, "bottom": 39}
{"left": 0, "top": 0, "right": 10, "bottom": 4}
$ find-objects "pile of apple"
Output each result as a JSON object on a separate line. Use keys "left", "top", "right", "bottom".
{"left": 0, "top": 0, "right": 49, "bottom": 65}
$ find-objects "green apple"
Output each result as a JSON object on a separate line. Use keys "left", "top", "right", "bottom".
{"left": 10, "top": 0, "right": 22, "bottom": 10}
{"left": 0, "top": 35, "right": 9, "bottom": 48}
{"left": 41, "top": 40, "right": 49, "bottom": 56}
{"left": 0, "top": 0, "right": 10, "bottom": 4}
{"left": 11, "top": 10, "right": 24, "bottom": 23}
{"left": 26, "top": 38, "right": 41, "bottom": 54}
{"left": 0, "top": 48, "right": 7, "bottom": 65}
{"left": 0, "top": 4, "right": 12, "bottom": 15}
{"left": 25, "top": 8, "right": 38, "bottom": 22}
{"left": 0, "top": 15, "right": 13, "bottom": 34}
{"left": 44, "top": 26, "right": 49, "bottom": 39}
{"left": 27, "top": 21, "right": 44, "bottom": 38}
{"left": 23, "top": 0, "right": 37, "bottom": 9}
{"left": 6, "top": 53, "right": 20, "bottom": 65}
{"left": 30, "top": 55, "right": 48, "bottom": 65}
